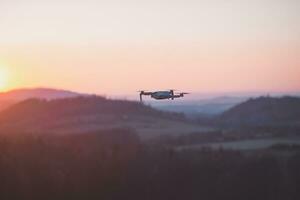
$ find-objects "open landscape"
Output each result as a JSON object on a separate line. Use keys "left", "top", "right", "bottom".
{"left": 1, "top": 0, "right": 300, "bottom": 199}
{"left": 0, "top": 88, "right": 300, "bottom": 199}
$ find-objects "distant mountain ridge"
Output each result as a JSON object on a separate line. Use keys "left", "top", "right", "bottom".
{"left": 152, "top": 96, "right": 248, "bottom": 116}
{"left": 0, "top": 88, "right": 86, "bottom": 111}
{"left": 0, "top": 88, "right": 84, "bottom": 100}
{"left": 218, "top": 96, "right": 300, "bottom": 127}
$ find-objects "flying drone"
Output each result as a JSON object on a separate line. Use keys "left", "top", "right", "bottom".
{"left": 138, "top": 90, "right": 189, "bottom": 102}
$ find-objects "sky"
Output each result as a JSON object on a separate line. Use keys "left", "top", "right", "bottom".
{"left": 0, "top": 0, "right": 299, "bottom": 96}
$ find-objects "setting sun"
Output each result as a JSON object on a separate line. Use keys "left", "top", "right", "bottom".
{"left": 0, "top": 67, "right": 9, "bottom": 91}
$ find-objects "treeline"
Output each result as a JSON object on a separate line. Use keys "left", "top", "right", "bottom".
{"left": 0, "top": 129, "right": 300, "bottom": 200}
{"left": 0, "top": 129, "right": 140, "bottom": 200}
{"left": 147, "top": 128, "right": 300, "bottom": 147}
{"left": 217, "top": 96, "right": 300, "bottom": 127}
{"left": 126, "top": 148, "right": 300, "bottom": 200}
{"left": 0, "top": 96, "right": 187, "bottom": 133}
{"left": 0, "top": 96, "right": 185, "bottom": 122}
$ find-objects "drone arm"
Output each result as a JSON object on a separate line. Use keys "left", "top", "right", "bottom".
{"left": 140, "top": 93, "right": 143, "bottom": 102}
{"left": 143, "top": 92, "right": 152, "bottom": 96}
{"left": 139, "top": 92, "right": 152, "bottom": 102}
{"left": 172, "top": 92, "right": 188, "bottom": 99}
{"left": 172, "top": 95, "right": 182, "bottom": 99}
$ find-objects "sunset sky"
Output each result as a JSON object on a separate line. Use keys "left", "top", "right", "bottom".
{"left": 0, "top": 0, "right": 299, "bottom": 96}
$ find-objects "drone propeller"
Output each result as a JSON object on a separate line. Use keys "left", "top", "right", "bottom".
{"left": 167, "top": 89, "right": 177, "bottom": 92}
{"left": 176, "top": 92, "right": 190, "bottom": 97}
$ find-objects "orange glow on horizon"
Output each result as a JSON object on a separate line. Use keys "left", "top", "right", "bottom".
{"left": 0, "top": 67, "right": 10, "bottom": 91}
{"left": 0, "top": 0, "right": 299, "bottom": 95}
{"left": 1, "top": 40, "right": 299, "bottom": 96}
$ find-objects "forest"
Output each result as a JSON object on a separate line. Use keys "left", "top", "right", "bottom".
{"left": 0, "top": 128, "right": 299, "bottom": 200}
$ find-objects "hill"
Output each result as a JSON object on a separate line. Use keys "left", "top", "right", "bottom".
{"left": 152, "top": 96, "right": 248, "bottom": 117}
{"left": 0, "top": 96, "right": 208, "bottom": 139}
{"left": 218, "top": 96, "right": 300, "bottom": 127}
{"left": 0, "top": 88, "right": 85, "bottom": 111}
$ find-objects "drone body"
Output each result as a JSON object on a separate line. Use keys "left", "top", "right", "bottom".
{"left": 139, "top": 90, "right": 189, "bottom": 102}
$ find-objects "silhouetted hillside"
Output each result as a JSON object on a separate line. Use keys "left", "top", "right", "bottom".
{"left": 218, "top": 96, "right": 300, "bottom": 127}
{"left": 0, "top": 88, "right": 85, "bottom": 111}
{"left": 0, "top": 96, "right": 173, "bottom": 120}
{"left": 0, "top": 96, "right": 197, "bottom": 138}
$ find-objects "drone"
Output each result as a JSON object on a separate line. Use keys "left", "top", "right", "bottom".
{"left": 138, "top": 90, "right": 189, "bottom": 102}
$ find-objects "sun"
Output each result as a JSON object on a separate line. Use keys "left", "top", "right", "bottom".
{"left": 0, "top": 67, "right": 9, "bottom": 91}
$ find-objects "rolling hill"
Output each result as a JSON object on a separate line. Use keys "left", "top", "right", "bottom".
{"left": 218, "top": 96, "right": 300, "bottom": 127}
{"left": 0, "top": 96, "right": 209, "bottom": 139}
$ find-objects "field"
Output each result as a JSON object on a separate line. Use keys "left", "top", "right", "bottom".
{"left": 178, "top": 138, "right": 300, "bottom": 151}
